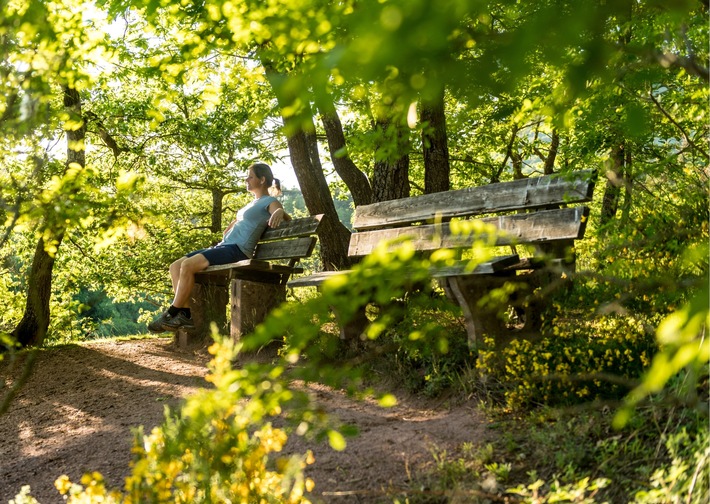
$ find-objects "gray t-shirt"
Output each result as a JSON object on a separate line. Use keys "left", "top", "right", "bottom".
{"left": 221, "top": 196, "right": 277, "bottom": 258}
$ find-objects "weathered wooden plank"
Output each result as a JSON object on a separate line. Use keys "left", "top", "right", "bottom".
{"left": 260, "top": 214, "right": 324, "bottom": 241}
{"left": 430, "top": 254, "right": 521, "bottom": 277}
{"left": 287, "top": 255, "right": 523, "bottom": 288}
{"left": 203, "top": 259, "right": 262, "bottom": 274}
{"left": 254, "top": 236, "right": 317, "bottom": 261}
{"left": 203, "top": 259, "right": 303, "bottom": 275}
{"left": 287, "top": 270, "right": 346, "bottom": 288}
{"left": 348, "top": 207, "right": 590, "bottom": 257}
{"left": 353, "top": 170, "right": 596, "bottom": 230}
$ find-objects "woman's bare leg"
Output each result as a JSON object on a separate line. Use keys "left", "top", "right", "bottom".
{"left": 171, "top": 254, "right": 210, "bottom": 308}
{"left": 169, "top": 257, "right": 186, "bottom": 295}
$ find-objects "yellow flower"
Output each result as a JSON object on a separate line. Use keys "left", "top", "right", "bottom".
{"left": 55, "top": 475, "right": 72, "bottom": 495}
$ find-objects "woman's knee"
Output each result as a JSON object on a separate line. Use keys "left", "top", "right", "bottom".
{"left": 169, "top": 257, "right": 184, "bottom": 275}
{"left": 181, "top": 254, "right": 208, "bottom": 275}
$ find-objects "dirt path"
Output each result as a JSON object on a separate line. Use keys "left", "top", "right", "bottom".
{"left": 0, "top": 338, "right": 488, "bottom": 503}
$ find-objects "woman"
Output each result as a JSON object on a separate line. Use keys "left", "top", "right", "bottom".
{"left": 148, "top": 162, "right": 291, "bottom": 333}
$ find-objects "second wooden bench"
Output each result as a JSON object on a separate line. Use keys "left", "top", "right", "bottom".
{"left": 287, "top": 171, "right": 596, "bottom": 346}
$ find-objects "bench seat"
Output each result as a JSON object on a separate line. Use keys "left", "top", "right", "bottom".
{"left": 286, "top": 254, "right": 523, "bottom": 288}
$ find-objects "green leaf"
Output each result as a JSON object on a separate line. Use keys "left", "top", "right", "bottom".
{"left": 327, "top": 430, "right": 347, "bottom": 451}
{"left": 377, "top": 393, "right": 397, "bottom": 407}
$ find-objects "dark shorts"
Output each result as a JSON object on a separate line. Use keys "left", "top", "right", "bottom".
{"left": 186, "top": 244, "right": 248, "bottom": 266}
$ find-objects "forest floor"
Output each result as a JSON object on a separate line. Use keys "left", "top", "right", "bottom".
{"left": 0, "top": 337, "right": 492, "bottom": 504}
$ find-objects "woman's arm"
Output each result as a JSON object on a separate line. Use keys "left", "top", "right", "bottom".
{"left": 223, "top": 218, "right": 237, "bottom": 236}
{"left": 267, "top": 201, "right": 291, "bottom": 228}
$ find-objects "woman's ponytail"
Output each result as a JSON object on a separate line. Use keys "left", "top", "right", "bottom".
{"left": 269, "top": 178, "right": 282, "bottom": 197}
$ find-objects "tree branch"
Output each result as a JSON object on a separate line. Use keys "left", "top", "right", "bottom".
{"left": 649, "top": 91, "right": 710, "bottom": 160}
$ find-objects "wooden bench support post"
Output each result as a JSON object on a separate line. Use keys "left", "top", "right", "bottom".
{"left": 446, "top": 276, "right": 508, "bottom": 347}
{"left": 176, "top": 278, "right": 229, "bottom": 348}
{"left": 446, "top": 272, "right": 560, "bottom": 349}
{"left": 231, "top": 279, "right": 286, "bottom": 341}
{"left": 334, "top": 306, "right": 369, "bottom": 341}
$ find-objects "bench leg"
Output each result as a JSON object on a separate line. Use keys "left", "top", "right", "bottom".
{"left": 335, "top": 306, "right": 369, "bottom": 341}
{"left": 445, "top": 276, "right": 505, "bottom": 347}
{"left": 231, "top": 279, "right": 286, "bottom": 341}
{"left": 446, "top": 272, "right": 562, "bottom": 348}
{"left": 175, "top": 280, "right": 229, "bottom": 348}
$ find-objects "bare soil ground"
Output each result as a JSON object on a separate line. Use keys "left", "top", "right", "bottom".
{"left": 0, "top": 337, "right": 490, "bottom": 503}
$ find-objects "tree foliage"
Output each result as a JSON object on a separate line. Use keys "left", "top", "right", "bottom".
{"left": 1, "top": 0, "right": 708, "bottom": 501}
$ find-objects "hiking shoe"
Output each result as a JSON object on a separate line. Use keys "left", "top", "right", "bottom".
{"left": 160, "top": 312, "right": 195, "bottom": 331}
{"left": 148, "top": 311, "right": 172, "bottom": 333}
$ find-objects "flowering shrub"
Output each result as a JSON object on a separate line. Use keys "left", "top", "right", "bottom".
{"left": 53, "top": 336, "right": 314, "bottom": 503}
{"left": 478, "top": 312, "right": 658, "bottom": 409}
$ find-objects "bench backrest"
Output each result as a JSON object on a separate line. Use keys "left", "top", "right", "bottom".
{"left": 253, "top": 214, "right": 324, "bottom": 263}
{"left": 348, "top": 171, "right": 596, "bottom": 257}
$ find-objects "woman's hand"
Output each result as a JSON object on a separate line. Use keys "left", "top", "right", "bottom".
{"left": 268, "top": 207, "right": 285, "bottom": 228}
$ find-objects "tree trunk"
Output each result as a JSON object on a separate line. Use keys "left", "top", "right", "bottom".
{"left": 263, "top": 64, "right": 351, "bottom": 270}
{"left": 285, "top": 125, "right": 352, "bottom": 270}
{"left": 372, "top": 119, "right": 410, "bottom": 202}
{"left": 12, "top": 238, "right": 61, "bottom": 347}
{"left": 600, "top": 142, "right": 625, "bottom": 226}
{"left": 210, "top": 187, "right": 225, "bottom": 234}
{"left": 543, "top": 130, "right": 559, "bottom": 175}
{"left": 13, "top": 86, "right": 85, "bottom": 348}
{"left": 319, "top": 100, "right": 373, "bottom": 206}
{"left": 620, "top": 146, "right": 633, "bottom": 224}
{"left": 421, "top": 88, "right": 450, "bottom": 194}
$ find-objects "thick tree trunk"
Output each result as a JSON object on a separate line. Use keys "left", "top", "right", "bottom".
{"left": 13, "top": 86, "right": 85, "bottom": 348}
{"left": 373, "top": 155, "right": 410, "bottom": 202}
{"left": 12, "top": 238, "right": 61, "bottom": 347}
{"left": 600, "top": 142, "right": 626, "bottom": 226}
{"left": 372, "top": 119, "right": 410, "bottom": 202}
{"left": 264, "top": 64, "right": 351, "bottom": 270}
{"left": 319, "top": 101, "right": 373, "bottom": 206}
{"left": 421, "top": 88, "right": 450, "bottom": 194}
{"left": 285, "top": 126, "right": 352, "bottom": 270}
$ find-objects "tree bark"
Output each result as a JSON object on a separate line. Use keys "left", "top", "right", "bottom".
{"left": 284, "top": 124, "right": 352, "bottom": 270}
{"left": 421, "top": 88, "right": 450, "bottom": 194}
{"left": 319, "top": 100, "right": 373, "bottom": 206}
{"left": 543, "top": 130, "right": 559, "bottom": 175}
{"left": 372, "top": 119, "right": 410, "bottom": 202}
{"left": 263, "top": 64, "right": 351, "bottom": 270}
{"left": 210, "top": 187, "right": 225, "bottom": 234}
{"left": 600, "top": 142, "right": 625, "bottom": 226}
{"left": 620, "top": 146, "right": 633, "bottom": 225}
{"left": 13, "top": 86, "right": 85, "bottom": 348}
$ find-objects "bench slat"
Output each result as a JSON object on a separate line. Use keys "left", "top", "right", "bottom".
{"left": 254, "top": 236, "right": 318, "bottom": 261}
{"left": 432, "top": 254, "right": 521, "bottom": 277}
{"left": 202, "top": 259, "right": 304, "bottom": 276}
{"left": 200, "top": 237, "right": 316, "bottom": 275}
{"left": 286, "top": 254, "right": 522, "bottom": 289}
{"left": 260, "top": 214, "right": 324, "bottom": 241}
{"left": 348, "top": 207, "right": 589, "bottom": 257}
{"left": 353, "top": 170, "right": 595, "bottom": 230}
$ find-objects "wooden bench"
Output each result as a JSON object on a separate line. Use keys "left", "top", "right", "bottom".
{"left": 175, "top": 214, "right": 324, "bottom": 347}
{"left": 287, "top": 171, "right": 596, "bottom": 346}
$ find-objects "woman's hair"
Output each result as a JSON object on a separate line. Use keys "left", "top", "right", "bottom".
{"left": 250, "top": 162, "right": 282, "bottom": 197}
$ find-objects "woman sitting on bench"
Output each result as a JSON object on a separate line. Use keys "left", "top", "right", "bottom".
{"left": 148, "top": 162, "right": 291, "bottom": 333}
